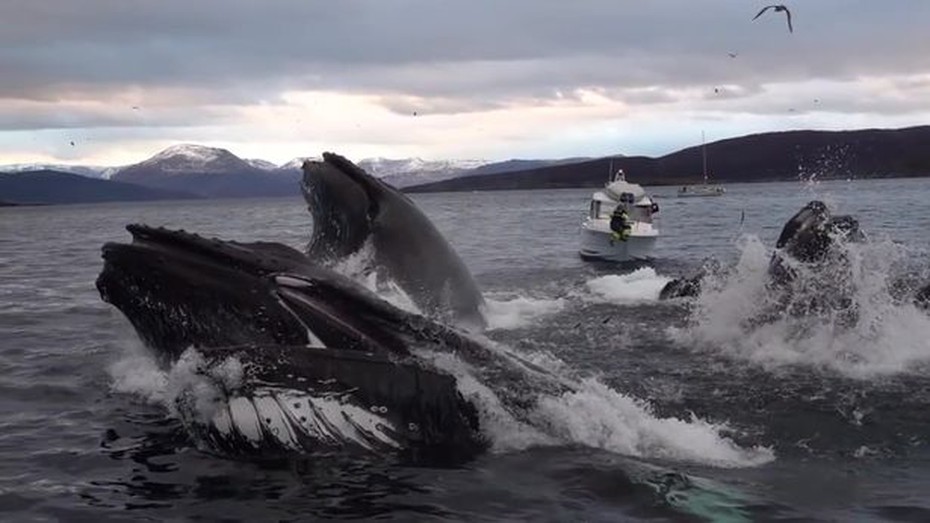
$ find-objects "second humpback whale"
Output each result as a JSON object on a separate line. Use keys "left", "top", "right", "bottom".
{"left": 301, "top": 153, "right": 487, "bottom": 329}
{"left": 655, "top": 200, "right": 930, "bottom": 327}
{"left": 659, "top": 200, "right": 866, "bottom": 303}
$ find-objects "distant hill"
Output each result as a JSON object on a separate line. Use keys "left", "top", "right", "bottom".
{"left": 405, "top": 126, "right": 930, "bottom": 192}
{"left": 0, "top": 163, "right": 119, "bottom": 179}
{"left": 464, "top": 157, "right": 595, "bottom": 177}
{"left": 112, "top": 144, "right": 299, "bottom": 198}
{"left": 0, "top": 170, "right": 199, "bottom": 204}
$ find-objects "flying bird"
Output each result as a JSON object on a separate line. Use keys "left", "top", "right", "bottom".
{"left": 69, "top": 141, "right": 75, "bottom": 146}
{"left": 728, "top": 52, "right": 739, "bottom": 58}
{"left": 753, "top": 4, "right": 793, "bottom": 33}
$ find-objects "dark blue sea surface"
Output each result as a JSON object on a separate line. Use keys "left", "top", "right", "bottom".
{"left": 2, "top": 178, "right": 930, "bottom": 521}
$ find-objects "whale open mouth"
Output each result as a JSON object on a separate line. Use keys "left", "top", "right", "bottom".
{"left": 97, "top": 224, "right": 487, "bottom": 458}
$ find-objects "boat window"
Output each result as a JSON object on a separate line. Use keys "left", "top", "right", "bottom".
{"left": 590, "top": 200, "right": 601, "bottom": 218}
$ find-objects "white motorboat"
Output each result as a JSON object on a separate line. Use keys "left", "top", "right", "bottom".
{"left": 579, "top": 169, "right": 659, "bottom": 262}
{"left": 677, "top": 131, "right": 726, "bottom": 198}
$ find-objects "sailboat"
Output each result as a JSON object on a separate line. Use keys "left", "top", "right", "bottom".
{"left": 677, "top": 132, "right": 726, "bottom": 197}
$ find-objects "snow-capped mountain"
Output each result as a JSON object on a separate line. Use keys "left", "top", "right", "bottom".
{"left": 0, "top": 163, "right": 116, "bottom": 179}
{"left": 1, "top": 144, "right": 528, "bottom": 192}
{"left": 362, "top": 158, "right": 487, "bottom": 188}
{"left": 244, "top": 158, "right": 278, "bottom": 171}
{"left": 357, "top": 157, "right": 486, "bottom": 178}
{"left": 117, "top": 144, "right": 255, "bottom": 176}
{"left": 111, "top": 144, "right": 296, "bottom": 198}
{"left": 275, "top": 156, "right": 486, "bottom": 183}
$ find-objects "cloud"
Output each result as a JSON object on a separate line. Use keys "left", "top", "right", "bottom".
{"left": 2, "top": 1, "right": 930, "bottom": 163}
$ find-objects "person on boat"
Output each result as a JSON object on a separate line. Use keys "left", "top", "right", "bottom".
{"left": 610, "top": 204, "right": 632, "bottom": 242}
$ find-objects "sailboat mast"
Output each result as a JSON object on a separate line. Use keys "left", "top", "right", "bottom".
{"left": 701, "top": 131, "right": 708, "bottom": 184}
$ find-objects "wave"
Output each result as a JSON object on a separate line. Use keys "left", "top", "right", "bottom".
{"left": 419, "top": 340, "right": 773, "bottom": 468}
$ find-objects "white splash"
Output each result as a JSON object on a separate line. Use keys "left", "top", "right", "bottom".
{"left": 109, "top": 343, "right": 243, "bottom": 423}
{"left": 586, "top": 267, "right": 672, "bottom": 303}
{"left": 328, "top": 239, "right": 423, "bottom": 314}
{"left": 418, "top": 344, "right": 774, "bottom": 468}
{"left": 534, "top": 379, "right": 774, "bottom": 468}
{"left": 678, "top": 233, "right": 930, "bottom": 377}
{"left": 108, "top": 341, "right": 169, "bottom": 404}
{"left": 421, "top": 351, "right": 554, "bottom": 453}
{"left": 483, "top": 294, "right": 566, "bottom": 330}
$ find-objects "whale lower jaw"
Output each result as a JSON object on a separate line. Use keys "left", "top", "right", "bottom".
{"left": 170, "top": 344, "right": 488, "bottom": 461}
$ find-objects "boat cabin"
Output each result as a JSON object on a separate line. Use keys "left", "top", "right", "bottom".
{"left": 587, "top": 170, "right": 657, "bottom": 224}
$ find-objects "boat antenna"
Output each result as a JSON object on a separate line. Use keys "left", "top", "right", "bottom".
{"left": 608, "top": 157, "right": 614, "bottom": 183}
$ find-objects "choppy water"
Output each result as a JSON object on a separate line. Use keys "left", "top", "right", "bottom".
{"left": 2, "top": 178, "right": 930, "bottom": 521}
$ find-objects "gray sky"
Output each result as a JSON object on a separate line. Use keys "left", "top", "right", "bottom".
{"left": 2, "top": 0, "right": 929, "bottom": 165}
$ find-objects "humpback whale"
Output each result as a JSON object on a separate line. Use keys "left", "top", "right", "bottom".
{"left": 97, "top": 225, "right": 568, "bottom": 460}
{"left": 301, "top": 153, "right": 486, "bottom": 329}
{"left": 659, "top": 201, "right": 865, "bottom": 302}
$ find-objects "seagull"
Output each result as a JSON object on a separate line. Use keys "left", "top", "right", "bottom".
{"left": 728, "top": 52, "right": 738, "bottom": 58}
{"left": 753, "top": 4, "right": 793, "bottom": 33}
{"left": 69, "top": 141, "right": 75, "bottom": 146}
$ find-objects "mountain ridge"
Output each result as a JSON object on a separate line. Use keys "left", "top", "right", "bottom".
{"left": 0, "top": 170, "right": 200, "bottom": 205}
{"left": 5, "top": 125, "right": 930, "bottom": 200}
{"left": 404, "top": 125, "right": 930, "bottom": 193}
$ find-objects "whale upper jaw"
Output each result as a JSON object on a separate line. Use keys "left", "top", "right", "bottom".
{"left": 96, "top": 224, "right": 414, "bottom": 360}
{"left": 97, "top": 225, "right": 314, "bottom": 359}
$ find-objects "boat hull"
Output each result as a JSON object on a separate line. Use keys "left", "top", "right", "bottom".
{"left": 578, "top": 224, "right": 657, "bottom": 262}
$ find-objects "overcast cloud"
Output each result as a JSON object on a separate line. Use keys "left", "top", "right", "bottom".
{"left": 2, "top": 0, "right": 930, "bottom": 164}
